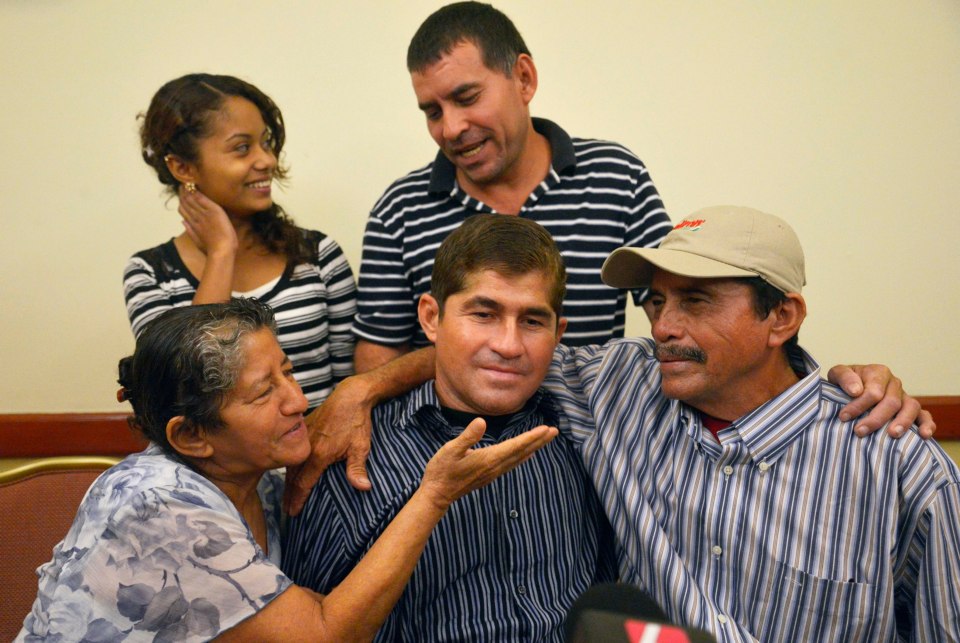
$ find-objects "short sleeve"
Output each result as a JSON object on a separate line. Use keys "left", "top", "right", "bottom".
{"left": 123, "top": 254, "right": 174, "bottom": 338}
{"left": 123, "top": 244, "right": 195, "bottom": 338}
{"left": 622, "top": 157, "right": 671, "bottom": 305}
{"left": 353, "top": 210, "right": 420, "bottom": 346}
{"left": 75, "top": 486, "right": 290, "bottom": 641}
{"left": 314, "top": 233, "right": 357, "bottom": 382}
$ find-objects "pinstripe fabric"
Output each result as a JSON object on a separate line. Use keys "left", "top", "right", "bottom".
{"left": 282, "top": 384, "right": 616, "bottom": 642}
{"left": 123, "top": 229, "right": 356, "bottom": 409}
{"left": 353, "top": 118, "right": 672, "bottom": 348}
{"left": 546, "top": 338, "right": 960, "bottom": 642}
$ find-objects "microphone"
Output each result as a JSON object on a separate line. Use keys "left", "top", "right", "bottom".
{"left": 565, "top": 583, "right": 717, "bottom": 643}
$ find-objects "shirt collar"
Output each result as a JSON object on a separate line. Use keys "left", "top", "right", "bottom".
{"left": 427, "top": 117, "right": 576, "bottom": 193}
{"left": 681, "top": 348, "right": 823, "bottom": 465}
{"left": 395, "top": 381, "right": 560, "bottom": 434}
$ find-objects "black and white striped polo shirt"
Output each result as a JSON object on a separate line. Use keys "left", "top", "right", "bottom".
{"left": 354, "top": 118, "right": 671, "bottom": 347}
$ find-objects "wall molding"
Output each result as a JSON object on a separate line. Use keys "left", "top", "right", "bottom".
{"left": 1, "top": 397, "right": 957, "bottom": 457}
{"left": 0, "top": 414, "right": 146, "bottom": 457}
{"left": 915, "top": 396, "right": 960, "bottom": 439}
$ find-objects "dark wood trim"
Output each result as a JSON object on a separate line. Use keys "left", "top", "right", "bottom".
{"left": 0, "top": 414, "right": 146, "bottom": 457}
{"left": 918, "top": 397, "right": 960, "bottom": 440}
{"left": 1, "top": 397, "right": 958, "bottom": 457}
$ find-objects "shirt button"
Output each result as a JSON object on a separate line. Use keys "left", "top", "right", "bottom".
{"left": 508, "top": 509, "right": 519, "bottom": 519}
{"left": 758, "top": 461, "right": 770, "bottom": 472}
{"left": 517, "top": 585, "right": 527, "bottom": 595}
{"left": 712, "top": 545, "right": 723, "bottom": 556}
{"left": 717, "top": 614, "right": 728, "bottom": 624}
{"left": 723, "top": 465, "right": 734, "bottom": 476}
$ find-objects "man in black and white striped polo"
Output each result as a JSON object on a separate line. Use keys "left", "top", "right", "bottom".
{"left": 352, "top": 1, "right": 673, "bottom": 373}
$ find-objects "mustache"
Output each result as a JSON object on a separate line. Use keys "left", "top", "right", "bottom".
{"left": 655, "top": 343, "right": 707, "bottom": 364}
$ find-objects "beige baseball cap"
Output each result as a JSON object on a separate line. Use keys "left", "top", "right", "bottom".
{"left": 602, "top": 205, "right": 806, "bottom": 293}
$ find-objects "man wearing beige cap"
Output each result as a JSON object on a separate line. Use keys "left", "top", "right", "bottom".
{"left": 284, "top": 210, "right": 940, "bottom": 639}
{"left": 546, "top": 205, "right": 960, "bottom": 640}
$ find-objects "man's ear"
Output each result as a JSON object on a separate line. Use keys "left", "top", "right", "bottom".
{"left": 768, "top": 293, "right": 806, "bottom": 348}
{"left": 418, "top": 293, "right": 441, "bottom": 343}
{"left": 555, "top": 316, "right": 568, "bottom": 345}
{"left": 513, "top": 54, "right": 538, "bottom": 104}
{"left": 166, "top": 416, "right": 213, "bottom": 460}
{"left": 164, "top": 154, "right": 198, "bottom": 185}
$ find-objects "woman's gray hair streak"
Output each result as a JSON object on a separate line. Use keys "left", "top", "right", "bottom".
{"left": 117, "top": 298, "right": 278, "bottom": 463}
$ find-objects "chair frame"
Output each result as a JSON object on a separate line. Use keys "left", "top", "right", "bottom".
{"left": 0, "top": 456, "right": 120, "bottom": 484}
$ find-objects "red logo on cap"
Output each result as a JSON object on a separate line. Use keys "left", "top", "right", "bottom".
{"left": 673, "top": 219, "right": 704, "bottom": 231}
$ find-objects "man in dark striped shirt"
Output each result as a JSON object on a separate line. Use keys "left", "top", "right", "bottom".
{"left": 284, "top": 215, "right": 615, "bottom": 641}
{"left": 352, "top": 1, "right": 673, "bottom": 373}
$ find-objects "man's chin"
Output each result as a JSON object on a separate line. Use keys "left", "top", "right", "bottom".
{"left": 659, "top": 374, "right": 695, "bottom": 402}
{"left": 469, "top": 393, "right": 529, "bottom": 417}
{"left": 455, "top": 160, "right": 503, "bottom": 187}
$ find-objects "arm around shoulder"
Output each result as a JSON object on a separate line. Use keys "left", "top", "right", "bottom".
{"left": 354, "top": 339, "right": 411, "bottom": 374}
{"left": 284, "top": 345, "right": 437, "bottom": 514}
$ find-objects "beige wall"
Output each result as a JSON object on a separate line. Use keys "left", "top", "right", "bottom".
{"left": 1, "top": 1, "right": 957, "bottom": 412}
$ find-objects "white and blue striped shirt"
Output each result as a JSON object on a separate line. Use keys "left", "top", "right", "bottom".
{"left": 546, "top": 338, "right": 960, "bottom": 642}
{"left": 282, "top": 383, "right": 616, "bottom": 642}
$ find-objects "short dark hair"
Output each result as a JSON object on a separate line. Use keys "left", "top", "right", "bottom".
{"left": 431, "top": 215, "right": 566, "bottom": 322}
{"left": 138, "top": 73, "right": 313, "bottom": 264}
{"left": 117, "top": 299, "right": 277, "bottom": 461}
{"left": 407, "top": 2, "right": 531, "bottom": 76}
{"left": 740, "top": 277, "right": 799, "bottom": 351}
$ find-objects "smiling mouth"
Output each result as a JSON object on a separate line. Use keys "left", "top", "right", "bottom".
{"left": 481, "top": 365, "right": 525, "bottom": 379}
{"left": 247, "top": 179, "right": 272, "bottom": 189}
{"left": 456, "top": 141, "right": 485, "bottom": 159}
{"left": 283, "top": 420, "right": 305, "bottom": 437}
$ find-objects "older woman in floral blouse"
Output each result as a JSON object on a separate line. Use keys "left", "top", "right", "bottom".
{"left": 16, "top": 299, "right": 556, "bottom": 642}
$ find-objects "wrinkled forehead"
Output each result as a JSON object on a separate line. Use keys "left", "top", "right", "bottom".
{"left": 224, "top": 328, "right": 286, "bottom": 394}
{"left": 650, "top": 268, "right": 752, "bottom": 298}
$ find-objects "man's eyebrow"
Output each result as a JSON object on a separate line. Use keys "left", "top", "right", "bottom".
{"left": 463, "top": 296, "right": 554, "bottom": 320}
{"left": 651, "top": 285, "right": 716, "bottom": 299}
{"left": 449, "top": 82, "right": 480, "bottom": 98}
{"left": 678, "top": 285, "right": 716, "bottom": 296}
{"left": 522, "top": 305, "right": 554, "bottom": 320}
{"left": 243, "top": 356, "right": 291, "bottom": 393}
{"left": 463, "top": 295, "right": 502, "bottom": 309}
{"left": 417, "top": 82, "right": 481, "bottom": 111}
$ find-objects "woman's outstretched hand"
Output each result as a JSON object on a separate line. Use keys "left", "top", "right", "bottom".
{"left": 419, "top": 418, "right": 558, "bottom": 512}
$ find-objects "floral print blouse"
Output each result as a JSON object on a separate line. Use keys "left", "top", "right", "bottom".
{"left": 16, "top": 444, "right": 292, "bottom": 642}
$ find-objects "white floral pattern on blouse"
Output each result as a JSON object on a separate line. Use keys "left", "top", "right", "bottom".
{"left": 16, "top": 444, "right": 292, "bottom": 642}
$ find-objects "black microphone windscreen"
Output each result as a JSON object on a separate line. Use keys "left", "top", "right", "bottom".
{"left": 568, "top": 583, "right": 670, "bottom": 625}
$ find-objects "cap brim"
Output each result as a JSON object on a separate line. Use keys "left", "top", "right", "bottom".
{"left": 601, "top": 247, "right": 760, "bottom": 288}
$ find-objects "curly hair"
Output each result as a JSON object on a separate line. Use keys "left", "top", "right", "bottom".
{"left": 138, "top": 73, "right": 313, "bottom": 264}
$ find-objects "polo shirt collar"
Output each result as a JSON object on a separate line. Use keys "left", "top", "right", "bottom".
{"left": 682, "top": 348, "right": 823, "bottom": 465}
{"left": 427, "top": 117, "right": 576, "bottom": 193}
